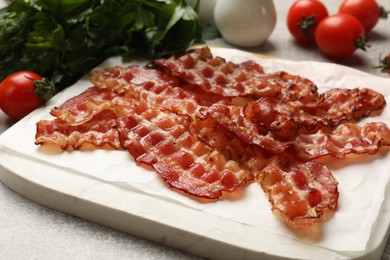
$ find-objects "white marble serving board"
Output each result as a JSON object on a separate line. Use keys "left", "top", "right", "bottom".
{"left": 1, "top": 47, "right": 390, "bottom": 259}
{"left": 1, "top": 149, "right": 389, "bottom": 260}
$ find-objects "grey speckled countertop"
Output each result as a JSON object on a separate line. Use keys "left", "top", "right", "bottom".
{"left": 1, "top": 0, "right": 390, "bottom": 259}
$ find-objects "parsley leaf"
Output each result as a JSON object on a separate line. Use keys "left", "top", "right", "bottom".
{"left": 0, "top": 0, "right": 202, "bottom": 95}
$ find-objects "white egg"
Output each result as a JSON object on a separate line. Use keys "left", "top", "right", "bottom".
{"left": 214, "top": 0, "right": 276, "bottom": 47}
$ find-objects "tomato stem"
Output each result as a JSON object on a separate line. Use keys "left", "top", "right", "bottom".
{"left": 355, "top": 36, "right": 370, "bottom": 51}
{"left": 374, "top": 54, "right": 390, "bottom": 74}
{"left": 33, "top": 78, "right": 56, "bottom": 103}
{"left": 379, "top": 6, "right": 389, "bottom": 19}
{"left": 297, "top": 15, "right": 316, "bottom": 36}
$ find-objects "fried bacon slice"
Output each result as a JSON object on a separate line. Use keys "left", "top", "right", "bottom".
{"left": 243, "top": 87, "right": 385, "bottom": 137}
{"left": 115, "top": 101, "right": 253, "bottom": 199}
{"left": 50, "top": 87, "right": 117, "bottom": 126}
{"left": 318, "top": 87, "right": 386, "bottom": 123}
{"left": 295, "top": 122, "right": 390, "bottom": 160}
{"left": 91, "top": 65, "right": 235, "bottom": 115}
{"left": 50, "top": 66, "right": 181, "bottom": 126}
{"left": 190, "top": 108, "right": 340, "bottom": 227}
{"left": 187, "top": 116, "right": 269, "bottom": 176}
{"left": 35, "top": 109, "right": 121, "bottom": 150}
{"left": 155, "top": 46, "right": 266, "bottom": 97}
{"left": 49, "top": 65, "right": 224, "bottom": 129}
{"left": 90, "top": 65, "right": 181, "bottom": 95}
{"left": 189, "top": 116, "right": 339, "bottom": 227}
{"left": 200, "top": 101, "right": 390, "bottom": 160}
{"left": 155, "top": 47, "right": 320, "bottom": 103}
{"left": 199, "top": 103, "right": 292, "bottom": 152}
{"left": 260, "top": 154, "right": 338, "bottom": 228}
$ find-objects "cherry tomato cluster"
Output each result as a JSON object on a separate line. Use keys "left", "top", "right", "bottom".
{"left": 287, "top": 0, "right": 388, "bottom": 59}
{"left": 0, "top": 71, "right": 53, "bottom": 121}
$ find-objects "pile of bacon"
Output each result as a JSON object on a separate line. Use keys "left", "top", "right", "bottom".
{"left": 35, "top": 47, "right": 390, "bottom": 229}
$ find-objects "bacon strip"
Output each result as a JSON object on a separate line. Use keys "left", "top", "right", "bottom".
{"left": 116, "top": 102, "right": 253, "bottom": 199}
{"left": 319, "top": 87, "right": 386, "bottom": 123}
{"left": 155, "top": 47, "right": 320, "bottom": 103}
{"left": 90, "top": 65, "right": 181, "bottom": 94}
{"left": 190, "top": 116, "right": 339, "bottom": 227}
{"left": 50, "top": 87, "right": 118, "bottom": 126}
{"left": 91, "top": 65, "right": 235, "bottom": 114}
{"left": 244, "top": 87, "right": 385, "bottom": 135}
{"left": 295, "top": 122, "right": 390, "bottom": 160}
{"left": 35, "top": 109, "right": 121, "bottom": 150}
{"left": 260, "top": 154, "right": 338, "bottom": 228}
{"left": 200, "top": 103, "right": 292, "bottom": 152}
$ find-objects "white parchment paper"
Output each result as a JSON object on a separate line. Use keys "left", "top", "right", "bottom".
{"left": 1, "top": 47, "right": 390, "bottom": 252}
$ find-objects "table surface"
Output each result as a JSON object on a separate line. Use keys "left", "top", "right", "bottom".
{"left": 1, "top": 1, "right": 390, "bottom": 259}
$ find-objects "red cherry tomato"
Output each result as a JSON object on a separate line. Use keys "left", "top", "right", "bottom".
{"left": 287, "top": 0, "right": 329, "bottom": 43}
{"left": 0, "top": 71, "right": 43, "bottom": 120}
{"left": 339, "top": 0, "right": 381, "bottom": 32}
{"left": 315, "top": 13, "right": 369, "bottom": 58}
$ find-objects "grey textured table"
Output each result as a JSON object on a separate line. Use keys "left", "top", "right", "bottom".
{"left": 1, "top": 0, "right": 390, "bottom": 259}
